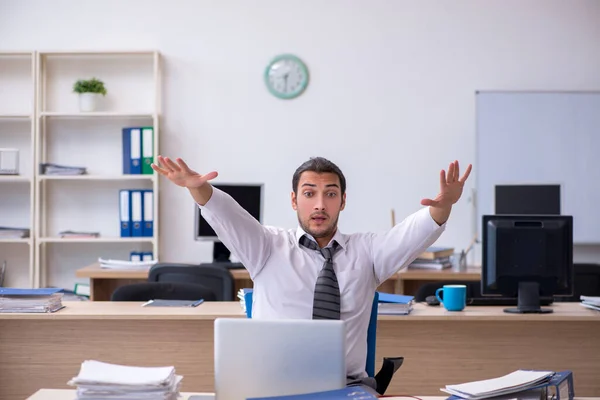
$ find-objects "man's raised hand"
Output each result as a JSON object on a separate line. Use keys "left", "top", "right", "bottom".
{"left": 421, "top": 160, "right": 472, "bottom": 209}
{"left": 151, "top": 156, "right": 218, "bottom": 188}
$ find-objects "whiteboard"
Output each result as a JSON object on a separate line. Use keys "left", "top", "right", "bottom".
{"left": 475, "top": 91, "right": 600, "bottom": 244}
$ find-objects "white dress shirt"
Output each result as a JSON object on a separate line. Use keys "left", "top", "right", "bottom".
{"left": 198, "top": 187, "right": 446, "bottom": 379}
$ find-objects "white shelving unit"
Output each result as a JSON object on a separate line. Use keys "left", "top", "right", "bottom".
{"left": 35, "top": 50, "right": 161, "bottom": 289}
{"left": 0, "top": 51, "right": 36, "bottom": 288}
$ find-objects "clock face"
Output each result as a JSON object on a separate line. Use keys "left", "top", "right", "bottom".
{"left": 264, "top": 54, "right": 309, "bottom": 99}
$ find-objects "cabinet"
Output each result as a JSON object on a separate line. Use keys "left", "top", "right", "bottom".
{"left": 0, "top": 51, "right": 36, "bottom": 288}
{"left": 35, "top": 50, "right": 161, "bottom": 289}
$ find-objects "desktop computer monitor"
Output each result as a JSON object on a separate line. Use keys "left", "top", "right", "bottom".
{"left": 481, "top": 214, "right": 573, "bottom": 314}
{"left": 194, "top": 183, "right": 263, "bottom": 262}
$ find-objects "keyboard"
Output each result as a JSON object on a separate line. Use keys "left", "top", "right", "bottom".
{"left": 467, "top": 296, "right": 553, "bottom": 306}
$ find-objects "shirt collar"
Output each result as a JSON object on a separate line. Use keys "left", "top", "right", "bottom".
{"left": 295, "top": 225, "right": 347, "bottom": 250}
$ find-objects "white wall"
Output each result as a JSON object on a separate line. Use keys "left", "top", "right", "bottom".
{"left": 1, "top": 0, "right": 600, "bottom": 288}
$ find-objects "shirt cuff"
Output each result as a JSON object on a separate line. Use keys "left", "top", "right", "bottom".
{"left": 196, "top": 186, "right": 225, "bottom": 214}
{"left": 420, "top": 206, "right": 447, "bottom": 231}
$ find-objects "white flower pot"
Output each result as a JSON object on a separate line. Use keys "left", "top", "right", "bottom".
{"left": 78, "top": 93, "right": 100, "bottom": 112}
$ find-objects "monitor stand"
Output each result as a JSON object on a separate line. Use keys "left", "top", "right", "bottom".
{"left": 213, "top": 241, "right": 231, "bottom": 263}
{"left": 504, "top": 282, "right": 553, "bottom": 314}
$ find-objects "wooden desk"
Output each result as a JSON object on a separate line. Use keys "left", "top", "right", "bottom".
{"left": 75, "top": 263, "right": 252, "bottom": 301}
{"left": 2, "top": 302, "right": 599, "bottom": 400}
{"left": 35, "top": 390, "right": 581, "bottom": 400}
{"left": 395, "top": 266, "right": 481, "bottom": 294}
{"left": 76, "top": 264, "right": 479, "bottom": 301}
{"left": 27, "top": 390, "right": 213, "bottom": 400}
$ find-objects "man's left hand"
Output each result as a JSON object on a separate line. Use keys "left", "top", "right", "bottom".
{"left": 421, "top": 160, "right": 472, "bottom": 225}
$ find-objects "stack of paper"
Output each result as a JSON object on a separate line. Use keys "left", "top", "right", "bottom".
{"left": 40, "top": 162, "right": 87, "bottom": 175}
{"left": 67, "top": 360, "right": 183, "bottom": 400}
{"left": 581, "top": 296, "right": 600, "bottom": 311}
{"left": 377, "top": 292, "right": 414, "bottom": 315}
{"left": 60, "top": 230, "right": 100, "bottom": 238}
{"left": 0, "top": 288, "right": 64, "bottom": 313}
{"left": 0, "top": 226, "right": 30, "bottom": 238}
{"left": 441, "top": 370, "right": 554, "bottom": 399}
{"left": 99, "top": 258, "right": 157, "bottom": 270}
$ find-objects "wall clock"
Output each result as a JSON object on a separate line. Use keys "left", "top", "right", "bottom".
{"left": 264, "top": 54, "right": 309, "bottom": 99}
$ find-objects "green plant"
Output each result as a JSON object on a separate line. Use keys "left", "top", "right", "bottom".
{"left": 73, "top": 77, "right": 107, "bottom": 96}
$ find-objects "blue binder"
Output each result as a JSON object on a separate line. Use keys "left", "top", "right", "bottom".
{"left": 141, "top": 189, "right": 154, "bottom": 237}
{"left": 378, "top": 292, "right": 414, "bottom": 304}
{"left": 122, "top": 127, "right": 142, "bottom": 174}
{"left": 130, "top": 251, "right": 142, "bottom": 261}
{"left": 0, "top": 288, "right": 63, "bottom": 296}
{"left": 142, "top": 251, "right": 153, "bottom": 261}
{"left": 130, "top": 190, "right": 143, "bottom": 237}
{"left": 119, "top": 190, "right": 131, "bottom": 237}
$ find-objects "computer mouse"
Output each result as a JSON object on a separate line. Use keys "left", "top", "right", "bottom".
{"left": 425, "top": 295, "right": 440, "bottom": 306}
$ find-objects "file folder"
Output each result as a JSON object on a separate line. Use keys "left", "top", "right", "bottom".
{"left": 141, "top": 127, "right": 154, "bottom": 175}
{"left": 142, "top": 252, "right": 153, "bottom": 261}
{"left": 130, "top": 190, "right": 143, "bottom": 237}
{"left": 142, "top": 189, "right": 154, "bottom": 237}
{"left": 122, "top": 128, "right": 141, "bottom": 174}
{"left": 119, "top": 190, "right": 131, "bottom": 237}
{"left": 130, "top": 251, "right": 142, "bottom": 261}
{"left": 378, "top": 292, "right": 414, "bottom": 304}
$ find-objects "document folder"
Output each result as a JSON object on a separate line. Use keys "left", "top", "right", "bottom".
{"left": 119, "top": 190, "right": 131, "bottom": 237}
{"left": 122, "top": 127, "right": 141, "bottom": 174}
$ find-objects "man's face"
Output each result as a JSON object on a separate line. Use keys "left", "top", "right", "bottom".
{"left": 291, "top": 171, "right": 346, "bottom": 241}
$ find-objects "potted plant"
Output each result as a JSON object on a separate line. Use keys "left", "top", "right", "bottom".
{"left": 73, "top": 77, "right": 107, "bottom": 112}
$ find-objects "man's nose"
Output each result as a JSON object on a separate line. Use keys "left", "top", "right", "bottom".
{"left": 313, "top": 194, "right": 326, "bottom": 210}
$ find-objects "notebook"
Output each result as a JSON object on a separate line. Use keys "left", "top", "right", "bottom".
{"left": 142, "top": 299, "right": 204, "bottom": 307}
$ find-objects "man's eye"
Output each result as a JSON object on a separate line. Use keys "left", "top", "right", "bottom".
{"left": 327, "top": 192, "right": 337, "bottom": 197}
{"left": 304, "top": 192, "right": 313, "bottom": 197}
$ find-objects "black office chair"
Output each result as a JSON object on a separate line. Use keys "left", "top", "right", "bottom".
{"left": 148, "top": 263, "right": 235, "bottom": 301}
{"left": 414, "top": 280, "right": 482, "bottom": 302}
{"left": 557, "top": 263, "right": 600, "bottom": 302}
{"left": 110, "top": 281, "right": 217, "bottom": 302}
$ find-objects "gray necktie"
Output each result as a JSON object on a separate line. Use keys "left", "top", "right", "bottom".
{"left": 299, "top": 235, "right": 341, "bottom": 320}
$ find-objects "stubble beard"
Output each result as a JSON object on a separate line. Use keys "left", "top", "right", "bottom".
{"left": 298, "top": 213, "right": 339, "bottom": 240}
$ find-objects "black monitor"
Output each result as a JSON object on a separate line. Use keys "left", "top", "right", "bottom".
{"left": 481, "top": 214, "right": 573, "bottom": 314}
{"left": 495, "top": 184, "right": 560, "bottom": 215}
{"left": 194, "top": 183, "right": 263, "bottom": 262}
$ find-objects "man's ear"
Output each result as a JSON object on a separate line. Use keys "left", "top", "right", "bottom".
{"left": 291, "top": 191, "right": 298, "bottom": 210}
{"left": 340, "top": 193, "right": 346, "bottom": 211}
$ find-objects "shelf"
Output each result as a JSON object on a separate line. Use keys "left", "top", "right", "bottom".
{"left": 0, "top": 238, "right": 32, "bottom": 244}
{"left": 39, "top": 50, "right": 157, "bottom": 56}
{"left": 0, "top": 176, "right": 31, "bottom": 183}
{"left": 0, "top": 51, "right": 34, "bottom": 56}
{"left": 0, "top": 114, "right": 31, "bottom": 119}
{"left": 40, "top": 111, "right": 154, "bottom": 118}
{"left": 38, "top": 175, "right": 155, "bottom": 181}
{"left": 38, "top": 237, "right": 155, "bottom": 243}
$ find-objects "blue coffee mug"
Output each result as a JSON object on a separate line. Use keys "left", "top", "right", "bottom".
{"left": 435, "top": 284, "right": 466, "bottom": 311}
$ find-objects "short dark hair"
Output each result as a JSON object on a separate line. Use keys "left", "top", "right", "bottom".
{"left": 292, "top": 157, "right": 346, "bottom": 195}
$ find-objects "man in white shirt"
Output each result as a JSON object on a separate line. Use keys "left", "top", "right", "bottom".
{"left": 151, "top": 155, "right": 471, "bottom": 391}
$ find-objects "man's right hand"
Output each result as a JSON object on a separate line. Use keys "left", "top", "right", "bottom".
{"left": 151, "top": 155, "right": 218, "bottom": 188}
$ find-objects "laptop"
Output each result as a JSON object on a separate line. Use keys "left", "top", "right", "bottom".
{"left": 214, "top": 318, "right": 347, "bottom": 400}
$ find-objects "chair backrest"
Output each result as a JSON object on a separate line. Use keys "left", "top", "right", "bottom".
{"left": 148, "top": 263, "right": 235, "bottom": 301}
{"left": 415, "top": 280, "right": 481, "bottom": 302}
{"left": 559, "top": 263, "right": 600, "bottom": 302}
{"left": 244, "top": 290, "right": 380, "bottom": 378}
{"left": 110, "top": 281, "right": 217, "bottom": 302}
